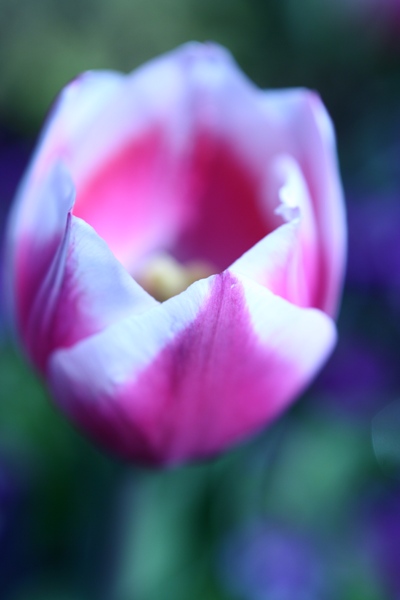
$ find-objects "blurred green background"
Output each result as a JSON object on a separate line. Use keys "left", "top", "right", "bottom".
{"left": 1, "top": 0, "right": 400, "bottom": 599}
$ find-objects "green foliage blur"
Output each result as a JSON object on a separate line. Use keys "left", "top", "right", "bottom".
{"left": 1, "top": 1, "right": 400, "bottom": 599}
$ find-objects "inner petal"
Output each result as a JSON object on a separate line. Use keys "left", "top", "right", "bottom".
{"left": 72, "top": 126, "right": 283, "bottom": 293}
{"left": 72, "top": 126, "right": 190, "bottom": 270}
{"left": 170, "top": 131, "right": 282, "bottom": 271}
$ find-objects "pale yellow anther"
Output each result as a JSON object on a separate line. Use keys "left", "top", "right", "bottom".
{"left": 137, "top": 253, "right": 216, "bottom": 302}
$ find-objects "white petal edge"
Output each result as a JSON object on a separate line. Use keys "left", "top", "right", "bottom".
{"left": 257, "top": 89, "right": 347, "bottom": 316}
{"left": 4, "top": 163, "right": 75, "bottom": 337}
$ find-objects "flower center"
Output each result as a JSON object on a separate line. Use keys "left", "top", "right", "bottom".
{"left": 136, "top": 253, "right": 216, "bottom": 302}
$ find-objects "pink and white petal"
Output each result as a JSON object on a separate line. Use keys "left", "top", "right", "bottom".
{"left": 229, "top": 220, "right": 307, "bottom": 305}
{"left": 305, "top": 92, "right": 347, "bottom": 316}
{"left": 10, "top": 71, "right": 125, "bottom": 232}
{"left": 4, "top": 162, "right": 75, "bottom": 338}
{"left": 4, "top": 71, "right": 128, "bottom": 333}
{"left": 176, "top": 58, "right": 345, "bottom": 314}
{"left": 69, "top": 41, "right": 263, "bottom": 190}
{"left": 229, "top": 153, "right": 320, "bottom": 308}
{"left": 27, "top": 214, "right": 157, "bottom": 373}
{"left": 258, "top": 89, "right": 346, "bottom": 316}
{"left": 48, "top": 271, "right": 335, "bottom": 466}
{"left": 41, "top": 70, "right": 125, "bottom": 171}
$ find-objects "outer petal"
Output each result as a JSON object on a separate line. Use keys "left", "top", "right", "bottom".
{"left": 28, "top": 214, "right": 157, "bottom": 373}
{"left": 257, "top": 90, "right": 347, "bottom": 316}
{"left": 230, "top": 220, "right": 307, "bottom": 305}
{"left": 23, "top": 70, "right": 126, "bottom": 187}
{"left": 229, "top": 154, "right": 319, "bottom": 309}
{"left": 48, "top": 271, "right": 336, "bottom": 466}
{"left": 5, "top": 160, "right": 157, "bottom": 370}
{"left": 4, "top": 71, "right": 125, "bottom": 265}
{"left": 4, "top": 163, "right": 75, "bottom": 339}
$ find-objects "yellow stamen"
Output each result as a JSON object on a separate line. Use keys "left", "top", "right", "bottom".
{"left": 136, "top": 253, "right": 216, "bottom": 302}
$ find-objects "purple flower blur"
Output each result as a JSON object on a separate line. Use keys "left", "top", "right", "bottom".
{"left": 314, "top": 334, "right": 396, "bottom": 419}
{"left": 218, "top": 521, "right": 328, "bottom": 600}
{"left": 364, "top": 487, "right": 400, "bottom": 598}
{"left": 347, "top": 194, "right": 400, "bottom": 295}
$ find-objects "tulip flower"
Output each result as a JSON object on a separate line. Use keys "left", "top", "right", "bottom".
{"left": 3, "top": 42, "right": 346, "bottom": 466}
